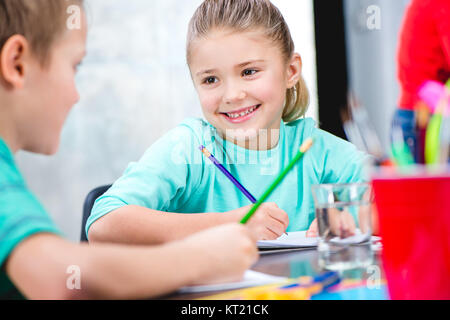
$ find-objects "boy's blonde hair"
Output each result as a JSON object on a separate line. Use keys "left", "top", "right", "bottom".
{"left": 0, "top": 0, "right": 84, "bottom": 67}
{"left": 187, "top": 0, "right": 310, "bottom": 123}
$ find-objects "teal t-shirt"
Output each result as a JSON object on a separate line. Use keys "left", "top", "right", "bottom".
{"left": 0, "top": 137, "right": 61, "bottom": 299}
{"left": 87, "top": 118, "right": 370, "bottom": 238}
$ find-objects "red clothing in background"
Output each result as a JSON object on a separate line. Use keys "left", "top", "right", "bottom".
{"left": 397, "top": 0, "right": 450, "bottom": 110}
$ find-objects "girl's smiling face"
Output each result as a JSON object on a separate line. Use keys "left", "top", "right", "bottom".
{"left": 189, "top": 28, "right": 301, "bottom": 150}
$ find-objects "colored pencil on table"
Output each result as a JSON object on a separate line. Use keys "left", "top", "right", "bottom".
{"left": 201, "top": 271, "right": 340, "bottom": 300}
{"left": 240, "top": 138, "right": 315, "bottom": 224}
{"left": 199, "top": 145, "right": 257, "bottom": 203}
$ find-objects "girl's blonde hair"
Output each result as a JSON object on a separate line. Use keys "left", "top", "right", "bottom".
{"left": 187, "top": 0, "right": 310, "bottom": 123}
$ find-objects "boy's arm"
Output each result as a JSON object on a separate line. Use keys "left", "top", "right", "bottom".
{"left": 6, "top": 224, "right": 258, "bottom": 299}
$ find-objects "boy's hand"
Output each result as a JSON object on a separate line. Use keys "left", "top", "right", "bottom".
{"left": 185, "top": 223, "right": 259, "bottom": 285}
{"left": 230, "top": 203, "right": 289, "bottom": 240}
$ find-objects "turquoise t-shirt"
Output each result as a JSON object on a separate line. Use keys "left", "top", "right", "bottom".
{"left": 87, "top": 118, "right": 370, "bottom": 238}
{"left": 0, "top": 137, "right": 61, "bottom": 299}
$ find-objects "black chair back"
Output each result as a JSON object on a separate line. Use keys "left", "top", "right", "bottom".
{"left": 80, "top": 185, "right": 112, "bottom": 242}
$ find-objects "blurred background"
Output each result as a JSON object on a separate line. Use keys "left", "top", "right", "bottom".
{"left": 15, "top": 0, "right": 411, "bottom": 241}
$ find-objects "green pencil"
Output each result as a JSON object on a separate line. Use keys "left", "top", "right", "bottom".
{"left": 240, "top": 138, "right": 315, "bottom": 224}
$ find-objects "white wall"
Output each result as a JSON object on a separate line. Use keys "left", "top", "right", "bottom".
{"left": 16, "top": 0, "right": 317, "bottom": 241}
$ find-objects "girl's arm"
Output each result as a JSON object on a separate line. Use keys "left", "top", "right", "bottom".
{"left": 87, "top": 123, "right": 289, "bottom": 245}
{"left": 6, "top": 224, "right": 258, "bottom": 299}
{"left": 88, "top": 203, "right": 289, "bottom": 245}
{"left": 88, "top": 205, "right": 239, "bottom": 245}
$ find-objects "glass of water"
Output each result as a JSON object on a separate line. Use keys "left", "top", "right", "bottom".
{"left": 311, "top": 182, "right": 374, "bottom": 271}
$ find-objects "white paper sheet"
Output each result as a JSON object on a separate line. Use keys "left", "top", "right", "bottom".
{"left": 257, "top": 231, "right": 319, "bottom": 249}
{"left": 178, "top": 270, "right": 287, "bottom": 294}
{"left": 329, "top": 233, "right": 371, "bottom": 245}
{"left": 257, "top": 231, "right": 380, "bottom": 249}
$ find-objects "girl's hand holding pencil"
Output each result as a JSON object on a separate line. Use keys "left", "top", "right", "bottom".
{"left": 199, "top": 138, "right": 314, "bottom": 240}
{"left": 239, "top": 138, "right": 315, "bottom": 225}
{"left": 228, "top": 203, "right": 289, "bottom": 240}
{"left": 199, "top": 145, "right": 290, "bottom": 239}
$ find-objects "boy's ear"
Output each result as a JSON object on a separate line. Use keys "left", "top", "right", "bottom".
{"left": 286, "top": 53, "right": 303, "bottom": 89}
{"left": 0, "top": 35, "right": 30, "bottom": 89}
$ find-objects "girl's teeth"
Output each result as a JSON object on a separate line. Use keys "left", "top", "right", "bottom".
{"left": 227, "top": 106, "right": 257, "bottom": 118}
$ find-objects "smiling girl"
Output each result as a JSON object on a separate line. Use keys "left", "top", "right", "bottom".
{"left": 87, "top": 0, "right": 369, "bottom": 244}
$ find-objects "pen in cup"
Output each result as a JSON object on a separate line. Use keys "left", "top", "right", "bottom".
{"left": 418, "top": 79, "right": 450, "bottom": 165}
{"left": 390, "top": 124, "right": 415, "bottom": 167}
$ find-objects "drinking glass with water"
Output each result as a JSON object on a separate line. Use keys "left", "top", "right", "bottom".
{"left": 311, "top": 183, "right": 374, "bottom": 271}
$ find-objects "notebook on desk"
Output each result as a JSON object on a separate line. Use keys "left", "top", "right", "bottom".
{"left": 257, "top": 231, "right": 318, "bottom": 250}
{"left": 257, "top": 231, "right": 381, "bottom": 251}
{"left": 178, "top": 270, "right": 287, "bottom": 294}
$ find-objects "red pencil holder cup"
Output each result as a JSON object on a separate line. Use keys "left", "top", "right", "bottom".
{"left": 372, "top": 167, "right": 450, "bottom": 300}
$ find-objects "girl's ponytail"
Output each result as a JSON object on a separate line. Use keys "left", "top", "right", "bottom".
{"left": 283, "top": 75, "right": 310, "bottom": 123}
